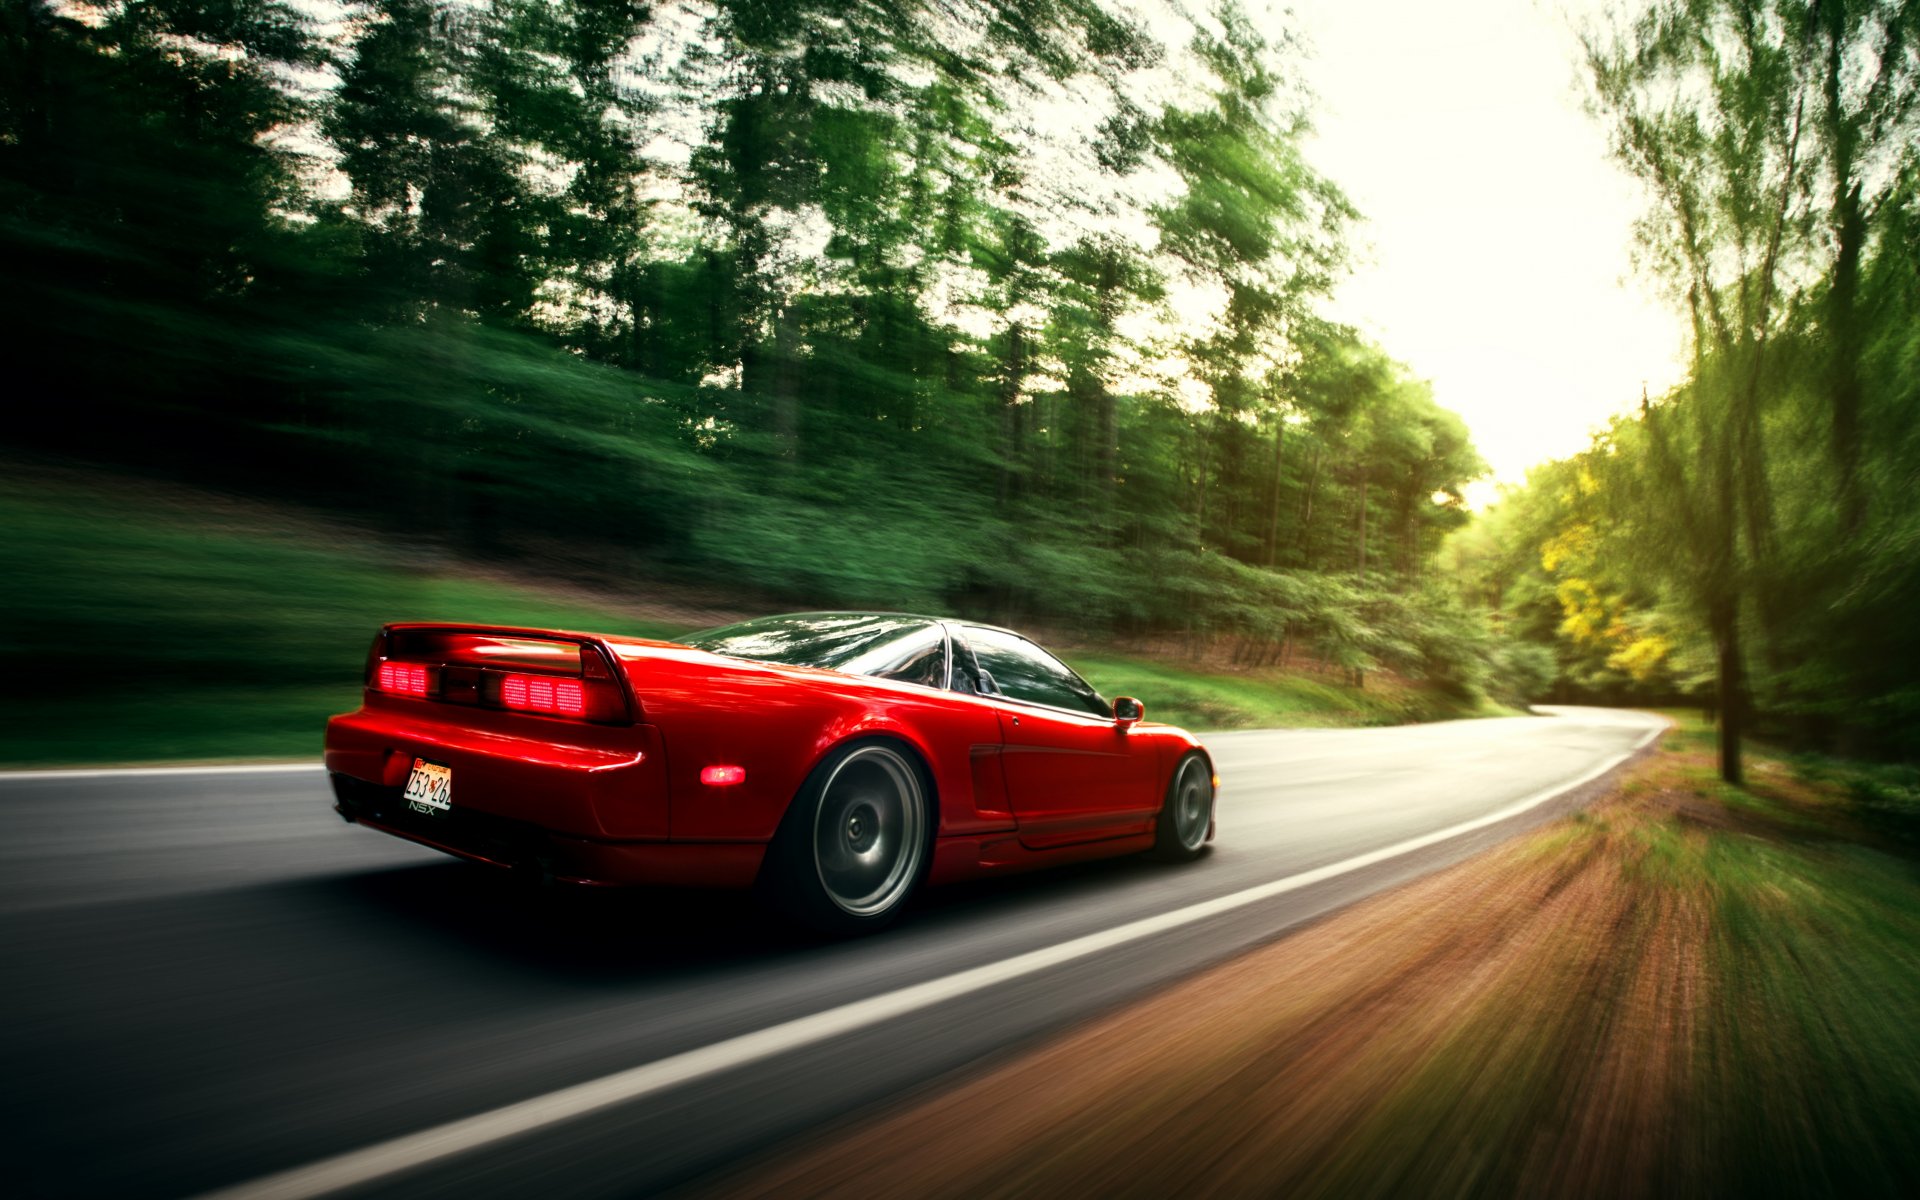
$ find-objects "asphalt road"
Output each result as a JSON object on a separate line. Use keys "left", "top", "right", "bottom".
{"left": 0, "top": 706, "right": 1664, "bottom": 1200}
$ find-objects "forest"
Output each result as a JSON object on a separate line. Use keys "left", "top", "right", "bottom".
{"left": 5, "top": 1, "right": 1915, "bottom": 770}
{"left": 0, "top": 0, "right": 1508, "bottom": 705}
{"left": 1453, "top": 0, "right": 1920, "bottom": 771}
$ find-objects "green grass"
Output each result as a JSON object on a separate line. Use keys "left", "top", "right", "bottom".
{"left": 1609, "top": 741, "right": 1920, "bottom": 1195}
{"left": 1644, "top": 707, "right": 1919, "bottom": 839}
{"left": 1322, "top": 728, "right": 1920, "bottom": 1196}
{"left": 1792, "top": 753, "right": 1920, "bottom": 844}
{"left": 0, "top": 474, "right": 683, "bottom": 766}
{"left": 1064, "top": 651, "right": 1507, "bottom": 732}
{"left": 0, "top": 470, "right": 1516, "bottom": 766}
{"left": 1693, "top": 785, "right": 1920, "bottom": 1194}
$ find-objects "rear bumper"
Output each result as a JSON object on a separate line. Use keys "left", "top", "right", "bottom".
{"left": 324, "top": 704, "right": 670, "bottom": 838}
{"left": 330, "top": 774, "right": 765, "bottom": 888}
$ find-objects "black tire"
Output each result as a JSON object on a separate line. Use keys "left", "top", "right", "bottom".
{"left": 1148, "top": 752, "right": 1213, "bottom": 862}
{"left": 758, "top": 738, "right": 934, "bottom": 936}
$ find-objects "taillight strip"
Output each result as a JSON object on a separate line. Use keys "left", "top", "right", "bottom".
{"left": 368, "top": 630, "right": 632, "bottom": 724}
{"left": 500, "top": 673, "right": 587, "bottom": 717}
{"left": 376, "top": 662, "right": 429, "bottom": 696}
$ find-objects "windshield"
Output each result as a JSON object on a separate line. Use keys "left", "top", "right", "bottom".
{"left": 682, "top": 613, "right": 945, "bottom": 680}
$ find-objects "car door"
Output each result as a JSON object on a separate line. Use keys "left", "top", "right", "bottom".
{"left": 955, "top": 625, "right": 1160, "bottom": 849}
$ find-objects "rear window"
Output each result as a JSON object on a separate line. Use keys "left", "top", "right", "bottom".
{"left": 683, "top": 613, "right": 945, "bottom": 683}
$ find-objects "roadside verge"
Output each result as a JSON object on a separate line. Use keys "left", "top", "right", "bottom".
{"left": 688, "top": 716, "right": 1920, "bottom": 1199}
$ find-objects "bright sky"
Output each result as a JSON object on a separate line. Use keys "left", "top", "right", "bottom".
{"left": 1278, "top": 0, "right": 1687, "bottom": 502}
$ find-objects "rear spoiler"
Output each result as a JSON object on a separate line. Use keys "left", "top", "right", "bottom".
{"left": 369, "top": 623, "right": 641, "bottom": 724}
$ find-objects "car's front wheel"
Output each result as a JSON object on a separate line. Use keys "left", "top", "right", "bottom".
{"left": 761, "top": 739, "right": 932, "bottom": 936}
{"left": 1149, "top": 751, "right": 1213, "bottom": 861}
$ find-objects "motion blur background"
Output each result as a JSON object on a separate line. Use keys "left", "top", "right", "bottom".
{"left": 2, "top": 0, "right": 1917, "bottom": 796}
{"left": 5, "top": 6, "right": 1920, "bottom": 1198}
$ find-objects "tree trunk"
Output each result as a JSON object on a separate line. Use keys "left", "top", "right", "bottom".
{"left": 1263, "top": 419, "right": 1286, "bottom": 566}
{"left": 1096, "top": 376, "right": 1118, "bottom": 507}
{"left": 1710, "top": 592, "right": 1745, "bottom": 786}
{"left": 1821, "top": 10, "right": 1868, "bottom": 537}
{"left": 770, "top": 303, "right": 799, "bottom": 463}
{"left": 1354, "top": 467, "right": 1369, "bottom": 576}
{"left": 1828, "top": 225, "right": 1865, "bottom": 531}
{"left": 1296, "top": 442, "right": 1321, "bottom": 568}
{"left": 1194, "top": 414, "right": 1212, "bottom": 549}
{"left": 1220, "top": 426, "right": 1240, "bottom": 549}
{"left": 1094, "top": 248, "right": 1121, "bottom": 509}
{"left": 1711, "top": 365, "right": 1745, "bottom": 785}
{"left": 997, "top": 323, "right": 1026, "bottom": 504}
{"left": 1400, "top": 479, "right": 1419, "bottom": 584}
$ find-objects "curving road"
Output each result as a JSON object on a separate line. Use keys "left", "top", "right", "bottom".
{"left": 0, "top": 706, "right": 1664, "bottom": 1200}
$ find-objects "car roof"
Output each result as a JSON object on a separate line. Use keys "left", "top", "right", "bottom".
{"left": 693, "top": 610, "right": 1025, "bottom": 638}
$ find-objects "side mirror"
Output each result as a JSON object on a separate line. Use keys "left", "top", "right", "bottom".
{"left": 1113, "top": 696, "right": 1144, "bottom": 727}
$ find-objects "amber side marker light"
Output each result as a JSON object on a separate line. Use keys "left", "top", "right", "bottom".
{"left": 701, "top": 765, "right": 746, "bottom": 786}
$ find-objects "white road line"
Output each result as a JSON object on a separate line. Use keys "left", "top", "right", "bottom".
{"left": 195, "top": 718, "right": 1666, "bottom": 1200}
{"left": 0, "top": 762, "right": 322, "bottom": 783}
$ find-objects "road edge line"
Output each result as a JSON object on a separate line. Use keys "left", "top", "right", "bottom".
{"left": 0, "top": 762, "right": 322, "bottom": 783}
{"left": 195, "top": 719, "right": 1668, "bottom": 1200}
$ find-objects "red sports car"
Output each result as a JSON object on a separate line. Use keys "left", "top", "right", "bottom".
{"left": 324, "top": 612, "right": 1216, "bottom": 933}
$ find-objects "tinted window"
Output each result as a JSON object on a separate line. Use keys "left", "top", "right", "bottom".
{"left": 948, "top": 632, "right": 985, "bottom": 695}
{"left": 960, "top": 626, "right": 1105, "bottom": 716}
{"left": 844, "top": 624, "right": 947, "bottom": 688}
{"left": 683, "top": 613, "right": 946, "bottom": 687}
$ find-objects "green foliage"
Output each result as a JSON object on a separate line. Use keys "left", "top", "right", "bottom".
{"left": 0, "top": 474, "right": 1495, "bottom": 765}
{"left": 1487, "top": 641, "right": 1557, "bottom": 708}
{"left": 1795, "top": 753, "right": 1920, "bottom": 843}
{"left": 0, "top": 473, "right": 685, "bottom": 764}
{"left": 1064, "top": 652, "right": 1472, "bottom": 732}
{"left": 0, "top": 1, "right": 1497, "bottom": 701}
{"left": 1447, "top": 0, "right": 1920, "bottom": 769}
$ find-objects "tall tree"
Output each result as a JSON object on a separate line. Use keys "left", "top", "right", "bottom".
{"left": 1152, "top": 2, "right": 1351, "bottom": 552}
{"left": 472, "top": 1, "right": 658, "bottom": 357}
{"left": 327, "top": 0, "right": 541, "bottom": 321}
{"left": 1586, "top": 0, "right": 1818, "bottom": 782}
{"left": 1805, "top": 0, "right": 1920, "bottom": 536}
{"left": 1, "top": 0, "right": 1510, "bottom": 696}
{"left": 0, "top": 0, "right": 321, "bottom": 448}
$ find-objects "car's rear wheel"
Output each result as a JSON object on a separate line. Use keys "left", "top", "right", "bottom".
{"left": 761, "top": 739, "right": 932, "bottom": 935}
{"left": 1149, "top": 752, "right": 1213, "bottom": 861}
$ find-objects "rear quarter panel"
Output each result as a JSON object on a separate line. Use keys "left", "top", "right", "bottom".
{"left": 613, "top": 644, "right": 1013, "bottom": 843}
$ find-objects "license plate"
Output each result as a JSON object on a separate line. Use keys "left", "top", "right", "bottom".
{"left": 402, "top": 758, "right": 453, "bottom": 816}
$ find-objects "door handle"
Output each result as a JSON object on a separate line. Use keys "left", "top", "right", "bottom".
{"left": 1011, "top": 715, "right": 1021, "bottom": 726}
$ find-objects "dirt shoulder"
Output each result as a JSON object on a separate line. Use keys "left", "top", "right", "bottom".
{"left": 688, "top": 722, "right": 1920, "bottom": 1199}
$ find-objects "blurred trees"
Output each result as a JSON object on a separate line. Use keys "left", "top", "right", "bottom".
{"left": 1, "top": 1, "right": 1498, "bottom": 691}
{"left": 1453, "top": 0, "right": 1920, "bottom": 769}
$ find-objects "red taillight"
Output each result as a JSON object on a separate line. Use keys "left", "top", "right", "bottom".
{"left": 377, "top": 661, "right": 429, "bottom": 696}
{"left": 365, "top": 633, "right": 629, "bottom": 723}
{"left": 701, "top": 765, "right": 746, "bottom": 786}
{"left": 499, "top": 673, "right": 588, "bottom": 717}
